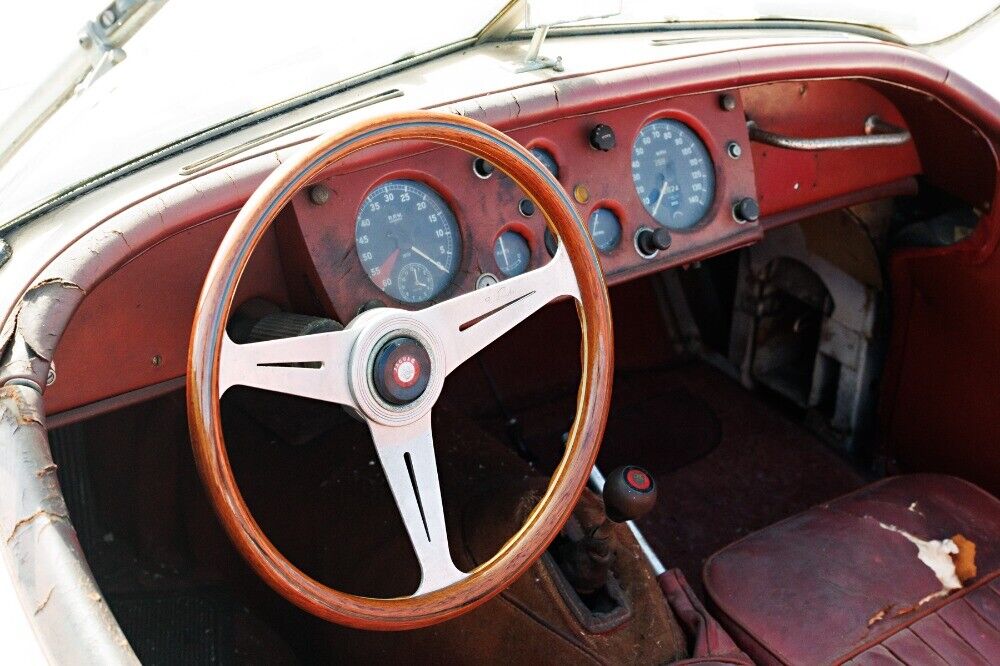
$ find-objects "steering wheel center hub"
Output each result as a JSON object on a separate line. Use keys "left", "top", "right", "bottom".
{"left": 372, "top": 336, "right": 431, "bottom": 404}
{"left": 348, "top": 311, "right": 445, "bottom": 425}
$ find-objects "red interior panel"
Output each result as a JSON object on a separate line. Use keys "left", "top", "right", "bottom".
{"left": 44, "top": 215, "right": 289, "bottom": 414}
{"left": 289, "top": 91, "right": 761, "bottom": 321}
{"left": 741, "top": 80, "right": 921, "bottom": 217}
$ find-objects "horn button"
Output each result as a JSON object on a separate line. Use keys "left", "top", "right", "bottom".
{"left": 371, "top": 336, "right": 432, "bottom": 405}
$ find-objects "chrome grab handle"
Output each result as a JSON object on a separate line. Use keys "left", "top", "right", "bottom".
{"left": 747, "top": 115, "right": 911, "bottom": 150}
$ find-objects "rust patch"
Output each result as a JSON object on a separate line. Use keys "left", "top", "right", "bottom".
{"left": 1, "top": 385, "right": 44, "bottom": 426}
{"left": 5, "top": 509, "right": 69, "bottom": 544}
{"left": 34, "top": 587, "right": 54, "bottom": 615}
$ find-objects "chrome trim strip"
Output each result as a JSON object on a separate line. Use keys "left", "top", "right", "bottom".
{"left": 179, "top": 89, "right": 404, "bottom": 175}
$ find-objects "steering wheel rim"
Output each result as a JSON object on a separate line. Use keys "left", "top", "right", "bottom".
{"left": 187, "top": 111, "right": 614, "bottom": 630}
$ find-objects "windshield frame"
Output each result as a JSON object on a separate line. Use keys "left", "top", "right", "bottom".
{"left": 0, "top": 14, "right": 955, "bottom": 236}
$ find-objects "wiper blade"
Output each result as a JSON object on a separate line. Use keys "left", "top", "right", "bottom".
{"left": 0, "top": 0, "right": 168, "bottom": 172}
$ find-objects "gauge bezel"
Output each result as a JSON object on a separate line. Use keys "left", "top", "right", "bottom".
{"left": 630, "top": 111, "right": 723, "bottom": 234}
{"left": 491, "top": 221, "right": 537, "bottom": 277}
{"left": 525, "top": 138, "right": 564, "bottom": 181}
{"left": 585, "top": 200, "right": 627, "bottom": 254}
{"left": 355, "top": 171, "right": 466, "bottom": 305}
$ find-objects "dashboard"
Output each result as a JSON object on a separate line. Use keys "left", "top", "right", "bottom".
{"left": 44, "top": 77, "right": 936, "bottom": 418}
{"left": 284, "top": 90, "right": 761, "bottom": 320}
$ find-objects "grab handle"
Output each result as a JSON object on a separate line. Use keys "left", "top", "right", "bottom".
{"left": 746, "top": 115, "right": 911, "bottom": 151}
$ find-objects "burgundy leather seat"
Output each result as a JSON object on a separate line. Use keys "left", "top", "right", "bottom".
{"left": 703, "top": 474, "right": 1000, "bottom": 665}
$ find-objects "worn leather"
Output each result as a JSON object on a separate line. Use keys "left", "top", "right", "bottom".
{"left": 659, "top": 569, "right": 753, "bottom": 665}
{"left": 703, "top": 474, "right": 1000, "bottom": 665}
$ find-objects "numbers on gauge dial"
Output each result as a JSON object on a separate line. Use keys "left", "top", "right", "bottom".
{"left": 587, "top": 208, "right": 622, "bottom": 253}
{"left": 493, "top": 231, "right": 531, "bottom": 277}
{"left": 355, "top": 179, "right": 461, "bottom": 304}
{"left": 632, "top": 119, "right": 715, "bottom": 230}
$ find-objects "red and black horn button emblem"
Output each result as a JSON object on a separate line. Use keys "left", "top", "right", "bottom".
{"left": 372, "top": 336, "right": 432, "bottom": 405}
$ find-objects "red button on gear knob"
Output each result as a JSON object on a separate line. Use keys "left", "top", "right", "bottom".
{"left": 603, "top": 465, "right": 657, "bottom": 523}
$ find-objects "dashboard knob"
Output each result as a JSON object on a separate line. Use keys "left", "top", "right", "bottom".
{"left": 603, "top": 466, "right": 657, "bottom": 523}
{"left": 588, "top": 123, "right": 616, "bottom": 151}
{"left": 733, "top": 197, "right": 760, "bottom": 223}
{"left": 636, "top": 227, "right": 672, "bottom": 257}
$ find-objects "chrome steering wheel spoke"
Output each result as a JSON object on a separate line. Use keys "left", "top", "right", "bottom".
{"left": 368, "top": 414, "right": 467, "bottom": 595}
{"left": 218, "top": 329, "right": 358, "bottom": 406}
{"left": 416, "top": 245, "right": 580, "bottom": 376}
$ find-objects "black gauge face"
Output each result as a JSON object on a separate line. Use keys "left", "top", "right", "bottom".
{"left": 588, "top": 208, "right": 622, "bottom": 253}
{"left": 355, "top": 180, "right": 461, "bottom": 304}
{"left": 493, "top": 231, "right": 530, "bottom": 277}
{"left": 632, "top": 119, "right": 715, "bottom": 230}
{"left": 529, "top": 147, "right": 559, "bottom": 178}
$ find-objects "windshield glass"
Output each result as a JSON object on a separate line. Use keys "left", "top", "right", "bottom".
{"left": 0, "top": 0, "right": 995, "bottom": 228}
{"left": 0, "top": 0, "right": 506, "bottom": 227}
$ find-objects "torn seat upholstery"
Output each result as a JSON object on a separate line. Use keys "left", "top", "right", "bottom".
{"left": 703, "top": 474, "right": 1000, "bottom": 664}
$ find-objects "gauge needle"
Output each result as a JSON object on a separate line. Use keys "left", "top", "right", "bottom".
{"left": 650, "top": 174, "right": 669, "bottom": 217}
{"left": 498, "top": 235, "right": 510, "bottom": 265}
{"left": 591, "top": 215, "right": 603, "bottom": 237}
{"left": 411, "top": 265, "right": 426, "bottom": 287}
{"left": 375, "top": 248, "right": 400, "bottom": 278}
{"left": 410, "top": 246, "right": 448, "bottom": 272}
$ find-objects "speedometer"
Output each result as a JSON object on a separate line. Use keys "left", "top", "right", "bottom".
{"left": 632, "top": 119, "right": 715, "bottom": 230}
{"left": 355, "top": 180, "right": 461, "bottom": 304}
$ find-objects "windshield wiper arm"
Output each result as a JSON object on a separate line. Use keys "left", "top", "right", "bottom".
{"left": 0, "top": 0, "right": 168, "bottom": 173}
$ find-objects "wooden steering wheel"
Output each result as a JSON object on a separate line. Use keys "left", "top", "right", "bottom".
{"left": 187, "top": 111, "right": 614, "bottom": 630}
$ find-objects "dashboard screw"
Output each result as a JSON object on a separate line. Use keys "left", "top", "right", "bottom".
{"left": 309, "top": 184, "right": 331, "bottom": 206}
{"left": 151, "top": 355, "right": 162, "bottom": 367}
{"left": 727, "top": 141, "right": 742, "bottom": 159}
{"left": 719, "top": 93, "right": 737, "bottom": 112}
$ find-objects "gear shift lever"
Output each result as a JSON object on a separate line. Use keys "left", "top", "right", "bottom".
{"left": 556, "top": 466, "right": 657, "bottom": 595}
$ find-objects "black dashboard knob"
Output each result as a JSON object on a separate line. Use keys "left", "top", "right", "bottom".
{"left": 733, "top": 197, "right": 760, "bottom": 223}
{"left": 588, "top": 123, "right": 616, "bottom": 151}
{"left": 636, "top": 227, "right": 672, "bottom": 257}
{"left": 603, "top": 466, "right": 657, "bottom": 523}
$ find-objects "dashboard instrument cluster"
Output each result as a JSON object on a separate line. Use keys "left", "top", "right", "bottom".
{"left": 287, "top": 90, "right": 760, "bottom": 319}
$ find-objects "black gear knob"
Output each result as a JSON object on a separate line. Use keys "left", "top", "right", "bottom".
{"left": 603, "top": 466, "right": 657, "bottom": 523}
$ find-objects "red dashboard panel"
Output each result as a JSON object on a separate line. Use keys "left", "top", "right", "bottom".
{"left": 742, "top": 80, "right": 921, "bottom": 218}
{"left": 288, "top": 91, "right": 761, "bottom": 321}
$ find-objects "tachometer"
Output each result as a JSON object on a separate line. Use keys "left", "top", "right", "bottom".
{"left": 355, "top": 180, "right": 460, "bottom": 304}
{"left": 632, "top": 119, "right": 715, "bottom": 230}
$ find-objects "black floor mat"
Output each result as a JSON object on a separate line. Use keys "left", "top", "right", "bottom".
{"left": 49, "top": 422, "right": 298, "bottom": 665}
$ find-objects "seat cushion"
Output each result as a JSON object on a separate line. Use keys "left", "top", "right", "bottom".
{"left": 703, "top": 474, "right": 1000, "bottom": 665}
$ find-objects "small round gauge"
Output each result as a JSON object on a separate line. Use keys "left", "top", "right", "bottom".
{"left": 493, "top": 231, "right": 531, "bottom": 277}
{"left": 529, "top": 147, "right": 559, "bottom": 178}
{"left": 632, "top": 119, "right": 715, "bottom": 230}
{"left": 588, "top": 208, "right": 622, "bottom": 253}
{"left": 396, "top": 262, "right": 435, "bottom": 302}
{"left": 355, "top": 179, "right": 460, "bottom": 304}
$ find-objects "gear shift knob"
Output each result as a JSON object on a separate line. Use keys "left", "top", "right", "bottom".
{"left": 603, "top": 466, "right": 657, "bottom": 523}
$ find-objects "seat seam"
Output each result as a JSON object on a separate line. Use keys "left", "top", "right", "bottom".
{"left": 935, "top": 606, "right": 992, "bottom": 661}
{"left": 833, "top": 571, "right": 1000, "bottom": 664}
